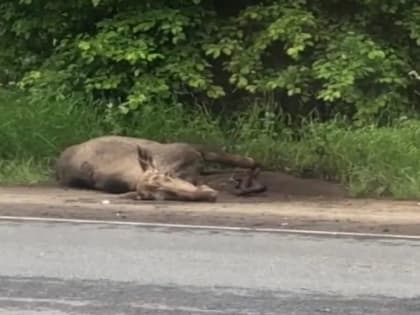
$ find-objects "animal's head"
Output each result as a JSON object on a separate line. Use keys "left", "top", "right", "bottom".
{"left": 135, "top": 146, "right": 218, "bottom": 202}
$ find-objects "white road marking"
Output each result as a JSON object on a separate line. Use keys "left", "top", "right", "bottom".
{"left": 0, "top": 297, "right": 245, "bottom": 314}
{"left": 0, "top": 215, "right": 420, "bottom": 240}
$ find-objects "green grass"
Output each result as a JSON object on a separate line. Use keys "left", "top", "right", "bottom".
{"left": 0, "top": 88, "right": 104, "bottom": 159}
{"left": 2, "top": 87, "right": 420, "bottom": 200}
{"left": 252, "top": 120, "right": 420, "bottom": 198}
{"left": 0, "top": 159, "right": 51, "bottom": 185}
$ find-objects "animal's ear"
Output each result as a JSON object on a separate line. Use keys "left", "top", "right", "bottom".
{"left": 137, "top": 146, "right": 154, "bottom": 171}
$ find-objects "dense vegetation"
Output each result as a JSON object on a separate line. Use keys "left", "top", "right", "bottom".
{"left": 1, "top": 0, "right": 420, "bottom": 198}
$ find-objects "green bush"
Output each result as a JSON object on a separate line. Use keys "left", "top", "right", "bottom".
{"left": 1, "top": 0, "right": 419, "bottom": 124}
{"left": 2, "top": 1, "right": 420, "bottom": 199}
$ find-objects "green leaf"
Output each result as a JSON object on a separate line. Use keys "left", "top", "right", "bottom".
{"left": 367, "top": 50, "right": 386, "bottom": 59}
{"left": 77, "top": 41, "right": 91, "bottom": 51}
{"left": 207, "top": 86, "right": 225, "bottom": 98}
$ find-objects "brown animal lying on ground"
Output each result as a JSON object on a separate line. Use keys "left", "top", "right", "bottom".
{"left": 55, "top": 136, "right": 266, "bottom": 202}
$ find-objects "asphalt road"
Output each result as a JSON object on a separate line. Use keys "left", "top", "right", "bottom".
{"left": 0, "top": 220, "right": 419, "bottom": 314}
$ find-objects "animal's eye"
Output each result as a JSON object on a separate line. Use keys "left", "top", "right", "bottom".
{"left": 162, "top": 175, "right": 172, "bottom": 182}
{"left": 151, "top": 174, "right": 160, "bottom": 181}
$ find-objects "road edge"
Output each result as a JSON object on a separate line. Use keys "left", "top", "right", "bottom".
{"left": 2, "top": 215, "right": 420, "bottom": 240}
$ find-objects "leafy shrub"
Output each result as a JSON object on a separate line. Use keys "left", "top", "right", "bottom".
{"left": 1, "top": 0, "right": 419, "bottom": 124}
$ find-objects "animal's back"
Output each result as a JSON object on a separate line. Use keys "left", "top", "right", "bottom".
{"left": 55, "top": 137, "right": 146, "bottom": 189}
{"left": 55, "top": 136, "right": 204, "bottom": 189}
{"left": 90, "top": 136, "right": 204, "bottom": 177}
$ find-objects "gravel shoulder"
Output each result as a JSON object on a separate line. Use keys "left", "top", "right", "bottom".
{"left": 1, "top": 183, "right": 420, "bottom": 236}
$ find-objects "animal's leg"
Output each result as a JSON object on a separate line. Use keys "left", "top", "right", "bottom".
{"left": 201, "top": 151, "right": 259, "bottom": 170}
{"left": 117, "top": 191, "right": 146, "bottom": 200}
{"left": 60, "top": 161, "right": 96, "bottom": 189}
{"left": 167, "top": 184, "right": 218, "bottom": 202}
{"left": 201, "top": 150, "right": 266, "bottom": 195}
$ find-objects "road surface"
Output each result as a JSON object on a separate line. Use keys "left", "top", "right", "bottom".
{"left": 0, "top": 219, "right": 419, "bottom": 314}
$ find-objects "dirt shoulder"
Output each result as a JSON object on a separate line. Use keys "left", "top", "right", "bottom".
{"left": 1, "top": 184, "right": 420, "bottom": 236}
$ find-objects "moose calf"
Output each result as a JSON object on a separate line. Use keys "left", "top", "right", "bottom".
{"left": 55, "top": 136, "right": 265, "bottom": 202}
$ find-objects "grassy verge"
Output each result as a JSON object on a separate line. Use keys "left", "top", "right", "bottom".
{"left": 0, "top": 159, "right": 51, "bottom": 185}
{"left": 2, "top": 88, "right": 420, "bottom": 199}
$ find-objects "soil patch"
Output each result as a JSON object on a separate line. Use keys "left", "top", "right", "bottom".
{"left": 1, "top": 171, "right": 420, "bottom": 236}
{"left": 203, "top": 170, "right": 347, "bottom": 202}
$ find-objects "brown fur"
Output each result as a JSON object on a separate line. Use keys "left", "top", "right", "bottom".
{"left": 55, "top": 136, "right": 264, "bottom": 202}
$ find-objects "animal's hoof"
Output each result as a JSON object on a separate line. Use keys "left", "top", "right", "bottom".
{"left": 197, "top": 185, "right": 218, "bottom": 202}
{"left": 207, "top": 193, "right": 218, "bottom": 202}
{"left": 235, "top": 182, "right": 267, "bottom": 196}
{"left": 198, "top": 184, "right": 214, "bottom": 191}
